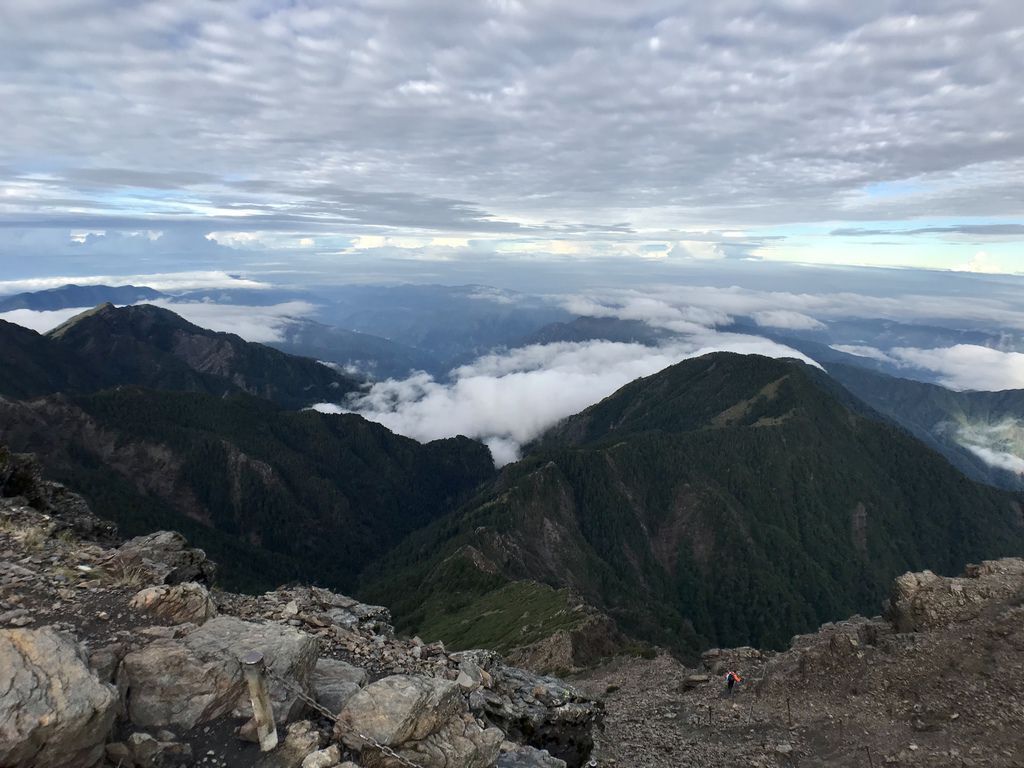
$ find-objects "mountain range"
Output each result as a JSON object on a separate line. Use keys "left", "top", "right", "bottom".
{"left": 0, "top": 296, "right": 1021, "bottom": 665}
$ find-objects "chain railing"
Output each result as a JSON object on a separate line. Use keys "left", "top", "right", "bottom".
{"left": 255, "top": 654, "right": 427, "bottom": 768}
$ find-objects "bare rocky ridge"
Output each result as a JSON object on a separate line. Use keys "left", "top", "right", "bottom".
{"left": 0, "top": 448, "right": 598, "bottom": 768}
{"left": 577, "top": 562, "right": 1024, "bottom": 766}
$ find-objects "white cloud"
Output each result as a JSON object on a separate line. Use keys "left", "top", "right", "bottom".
{"left": 953, "top": 252, "right": 1011, "bottom": 275}
{"left": 962, "top": 444, "right": 1024, "bottom": 474}
{"left": 562, "top": 283, "right": 1024, "bottom": 332}
{"left": 0, "top": 271, "right": 268, "bottom": 296}
{"left": 314, "top": 334, "right": 819, "bottom": 466}
{"left": 891, "top": 345, "right": 1024, "bottom": 391}
{"left": 752, "top": 310, "right": 826, "bottom": 330}
{"left": 830, "top": 345, "right": 898, "bottom": 364}
{"left": 146, "top": 300, "right": 317, "bottom": 343}
{"left": 560, "top": 294, "right": 731, "bottom": 334}
{"left": 0, "top": 307, "right": 88, "bottom": 333}
{"left": 0, "top": 299, "right": 316, "bottom": 344}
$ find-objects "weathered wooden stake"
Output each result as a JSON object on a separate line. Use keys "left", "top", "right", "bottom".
{"left": 241, "top": 650, "right": 278, "bottom": 751}
{"left": 864, "top": 745, "right": 875, "bottom": 768}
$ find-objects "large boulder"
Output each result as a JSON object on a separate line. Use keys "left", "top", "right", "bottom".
{"left": 337, "top": 675, "right": 502, "bottom": 768}
{"left": 0, "top": 627, "right": 117, "bottom": 768}
{"left": 887, "top": 558, "right": 1024, "bottom": 633}
{"left": 313, "top": 657, "right": 367, "bottom": 714}
{"left": 120, "top": 616, "right": 318, "bottom": 729}
{"left": 458, "top": 651, "right": 602, "bottom": 767}
{"left": 338, "top": 675, "right": 462, "bottom": 747}
{"left": 110, "top": 530, "right": 216, "bottom": 585}
{"left": 130, "top": 582, "right": 217, "bottom": 625}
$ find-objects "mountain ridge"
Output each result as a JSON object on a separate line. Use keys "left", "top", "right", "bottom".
{"left": 365, "top": 352, "right": 1024, "bottom": 658}
{"left": 1, "top": 302, "right": 359, "bottom": 407}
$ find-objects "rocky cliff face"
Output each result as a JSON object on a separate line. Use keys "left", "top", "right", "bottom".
{"left": 0, "top": 450, "right": 599, "bottom": 768}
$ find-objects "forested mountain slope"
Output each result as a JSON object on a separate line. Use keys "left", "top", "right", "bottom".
{"left": 365, "top": 353, "right": 1024, "bottom": 657}
{"left": 0, "top": 389, "right": 495, "bottom": 592}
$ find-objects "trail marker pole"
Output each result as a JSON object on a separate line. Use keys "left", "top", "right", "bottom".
{"left": 241, "top": 650, "right": 278, "bottom": 751}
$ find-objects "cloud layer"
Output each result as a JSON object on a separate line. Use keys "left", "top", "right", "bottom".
{"left": 1, "top": 1, "right": 1022, "bottom": 275}
{"left": 317, "top": 334, "right": 818, "bottom": 465}
{"left": 0, "top": 299, "right": 317, "bottom": 344}
{"left": 890, "top": 345, "right": 1024, "bottom": 391}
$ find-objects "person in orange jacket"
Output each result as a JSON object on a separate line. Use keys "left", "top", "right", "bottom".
{"left": 725, "top": 670, "right": 742, "bottom": 695}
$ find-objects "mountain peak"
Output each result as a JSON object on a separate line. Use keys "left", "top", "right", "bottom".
{"left": 10, "top": 302, "right": 359, "bottom": 408}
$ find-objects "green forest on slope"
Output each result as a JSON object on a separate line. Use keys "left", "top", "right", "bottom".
{"left": 0, "top": 388, "right": 495, "bottom": 592}
{"left": 364, "top": 353, "right": 1024, "bottom": 657}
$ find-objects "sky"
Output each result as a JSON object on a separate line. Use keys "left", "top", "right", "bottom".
{"left": 1, "top": 0, "right": 1022, "bottom": 279}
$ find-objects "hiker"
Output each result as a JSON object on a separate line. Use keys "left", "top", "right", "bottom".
{"left": 725, "top": 670, "right": 742, "bottom": 695}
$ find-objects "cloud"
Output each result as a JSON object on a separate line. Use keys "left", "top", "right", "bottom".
{"left": 751, "top": 310, "right": 825, "bottom": 331}
{"left": 560, "top": 294, "right": 731, "bottom": 334}
{"left": 830, "top": 345, "right": 898, "bottom": 364}
{"left": 0, "top": 298, "right": 317, "bottom": 344}
{"left": 314, "top": 334, "right": 819, "bottom": 466}
{"left": 561, "top": 280, "right": 1024, "bottom": 333}
{"left": 0, "top": 271, "right": 268, "bottom": 296}
{"left": 1, "top": 0, "right": 1023, "bottom": 264}
{"left": 963, "top": 444, "right": 1024, "bottom": 474}
{"left": 0, "top": 307, "right": 88, "bottom": 333}
{"left": 146, "top": 300, "right": 318, "bottom": 343}
{"left": 954, "top": 419, "right": 1024, "bottom": 474}
{"left": 953, "top": 252, "right": 1010, "bottom": 275}
{"left": 890, "top": 345, "right": 1024, "bottom": 391}
{"left": 832, "top": 224, "right": 1024, "bottom": 238}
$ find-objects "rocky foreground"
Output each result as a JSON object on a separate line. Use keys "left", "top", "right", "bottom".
{"left": 0, "top": 448, "right": 598, "bottom": 768}
{"left": 3, "top": 445, "right": 1024, "bottom": 768}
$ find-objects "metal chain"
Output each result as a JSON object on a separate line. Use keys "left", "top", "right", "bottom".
{"left": 260, "top": 660, "right": 426, "bottom": 768}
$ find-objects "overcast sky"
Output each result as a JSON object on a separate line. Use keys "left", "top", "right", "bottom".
{"left": 1, "top": 0, "right": 1022, "bottom": 278}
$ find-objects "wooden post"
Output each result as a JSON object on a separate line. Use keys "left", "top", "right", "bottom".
{"left": 787, "top": 696, "right": 792, "bottom": 727}
{"left": 864, "top": 745, "right": 874, "bottom": 768}
{"left": 241, "top": 650, "right": 278, "bottom": 751}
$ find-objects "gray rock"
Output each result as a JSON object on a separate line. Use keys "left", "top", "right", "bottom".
{"left": 338, "top": 675, "right": 462, "bottom": 748}
{"left": 113, "top": 530, "right": 216, "bottom": 585}
{"left": 338, "top": 675, "right": 502, "bottom": 768}
{"left": 88, "top": 640, "right": 126, "bottom": 683}
{"left": 255, "top": 720, "right": 322, "bottom": 768}
{"left": 498, "top": 745, "right": 568, "bottom": 768}
{"left": 398, "top": 718, "right": 503, "bottom": 768}
{"left": 120, "top": 616, "right": 318, "bottom": 729}
{"left": 462, "top": 654, "right": 602, "bottom": 767}
{"left": 887, "top": 558, "right": 1024, "bottom": 632}
{"left": 313, "top": 657, "right": 367, "bottom": 714}
{"left": 680, "top": 674, "right": 710, "bottom": 691}
{"left": 0, "top": 627, "right": 117, "bottom": 768}
{"left": 130, "top": 582, "right": 217, "bottom": 625}
{"left": 301, "top": 745, "right": 341, "bottom": 768}
{"left": 457, "top": 659, "right": 484, "bottom": 692}
{"left": 106, "top": 742, "right": 135, "bottom": 767}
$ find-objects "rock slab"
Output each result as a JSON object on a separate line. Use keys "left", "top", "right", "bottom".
{"left": 120, "top": 615, "right": 318, "bottom": 729}
{"left": 0, "top": 627, "right": 117, "bottom": 768}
